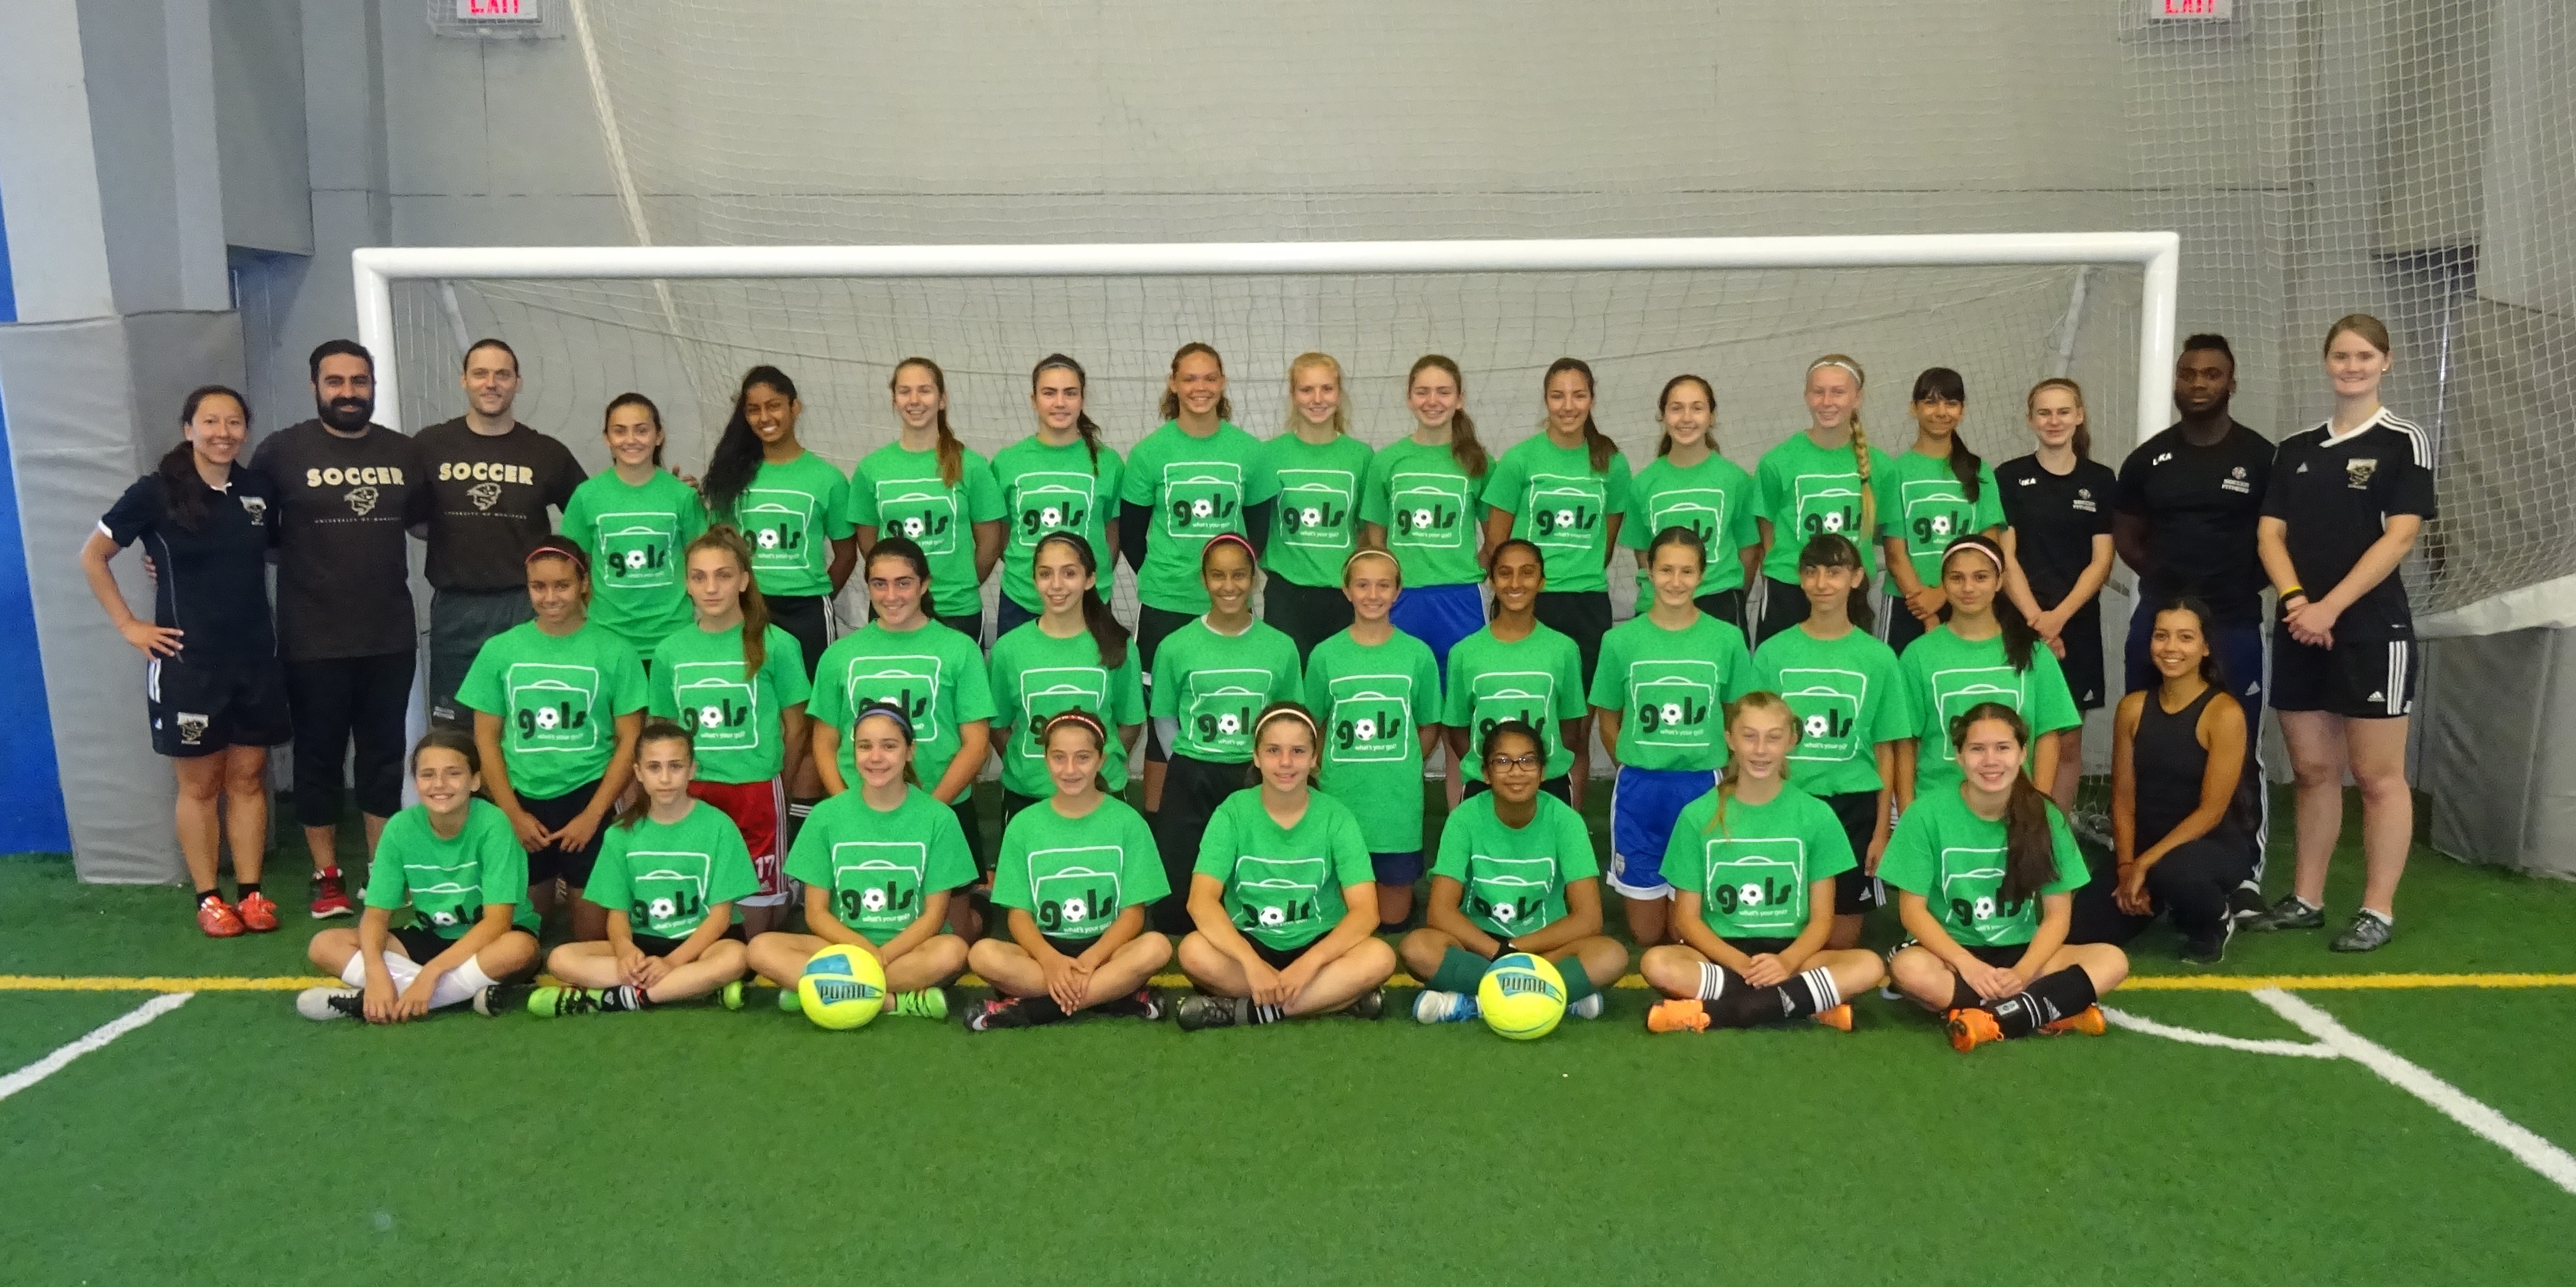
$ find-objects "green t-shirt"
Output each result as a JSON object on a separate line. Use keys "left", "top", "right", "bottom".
{"left": 1881, "top": 450, "right": 2006, "bottom": 586}
{"left": 1260, "top": 431, "right": 1375, "bottom": 588}
{"left": 1429, "top": 791, "right": 1599, "bottom": 938}
{"left": 991, "top": 796, "right": 1167, "bottom": 942}
{"left": 1483, "top": 435, "right": 1633, "bottom": 594}
{"left": 1877, "top": 787, "right": 2088, "bottom": 948}
{"left": 1147, "top": 617, "right": 1302, "bottom": 763}
{"left": 583, "top": 800, "right": 760, "bottom": 938}
{"left": 1752, "top": 434, "right": 1898, "bottom": 581}
{"left": 1358, "top": 435, "right": 1488, "bottom": 588}
{"left": 1586, "top": 612, "right": 1757, "bottom": 772}
{"left": 455, "top": 620, "right": 649, "bottom": 801}
{"left": 1117, "top": 420, "right": 1277, "bottom": 613}
{"left": 716, "top": 452, "right": 853, "bottom": 598}
{"left": 990, "top": 435, "right": 1124, "bottom": 612}
{"left": 782, "top": 785, "right": 978, "bottom": 944}
{"left": 809, "top": 619, "right": 995, "bottom": 789}
{"left": 847, "top": 441, "right": 1007, "bottom": 617}
{"left": 986, "top": 621, "right": 1147, "bottom": 797}
{"left": 558, "top": 468, "right": 708, "bottom": 657}
{"left": 1663, "top": 784, "right": 1856, "bottom": 942}
{"left": 1899, "top": 626, "right": 2082, "bottom": 796}
{"left": 1303, "top": 627, "right": 1443, "bottom": 853}
{"left": 362, "top": 800, "right": 541, "bottom": 939}
{"left": 1442, "top": 624, "right": 1587, "bottom": 782}
{"left": 1193, "top": 788, "right": 1374, "bottom": 952}
{"left": 1752, "top": 624, "right": 1911, "bottom": 798}
{"left": 647, "top": 622, "right": 813, "bottom": 785}
{"left": 1623, "top": 452, "right": 1761, "bottom": 599}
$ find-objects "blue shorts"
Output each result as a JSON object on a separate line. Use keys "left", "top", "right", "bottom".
{"left": 1388, "top": 582, "right": 1485, "bottom": 672}
{"left": 1607, "top": 765, "right": 1719, "bottom": 899}
{"left": 1371, "top": 851, "right": 1425, "bottom": 885}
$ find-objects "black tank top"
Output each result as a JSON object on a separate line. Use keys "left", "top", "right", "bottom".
{"left": 2133, "top": 684, "right": 2241, "bottom": 849}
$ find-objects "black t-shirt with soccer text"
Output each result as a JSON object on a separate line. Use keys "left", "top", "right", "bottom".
{"left": 248, "top": 419, "right": 431, "bottom": 660}
{"left": 98, "top": 465, "right": 279, "bottom": 657}
{"left": 1995, "top": 454, "right": 2117, "bottom": 612}
{"left": 2115, "top": 421, "right": 2274, "bottom": 623}
{"left": 412, "top": 419, "right": 587, "bottom": 593}
{"left": 2260, "top": 409, "right": 2436, "bottom": 643}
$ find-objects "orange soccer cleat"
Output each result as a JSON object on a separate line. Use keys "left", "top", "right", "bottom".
{"left": 1946, "top": 1007, "right": 2003, "bottom": 1053}
{"left": 1645, "top": 998, "right": 1711, "bottom": 1034}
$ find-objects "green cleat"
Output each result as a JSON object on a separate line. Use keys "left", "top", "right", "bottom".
{"left": 776, "top": 985, "right": 804, "bottom": 1014}
{"left": 889, "top": 988, "right": 949, "bottom": 1020}
{"left": 720, "top": 980, "right": 746, "bottom": 1011}
{"left": 526, "top": 986, "right": 604, "bottom": 1018}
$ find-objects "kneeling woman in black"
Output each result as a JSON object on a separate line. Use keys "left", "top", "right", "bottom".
{"left": 2076, "top": 599, "right": 2254, "bottom": 963}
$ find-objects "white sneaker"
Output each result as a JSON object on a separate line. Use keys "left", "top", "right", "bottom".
{"left": 296, "top": 986, "right": 361, "bottom": 1022}
{"left": 1569, "top": 992, "right": 1604, "bottom": 1019}
{"left": 1412, "top": 990, "right": 1480, "bottom": 1024}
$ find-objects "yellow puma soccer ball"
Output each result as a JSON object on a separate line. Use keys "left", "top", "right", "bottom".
{"left": 797, "top": 945, "right": 888, "bottom": 1030}
{"left": 1477, "top": 952, "right": 1567, "bottom": 1040}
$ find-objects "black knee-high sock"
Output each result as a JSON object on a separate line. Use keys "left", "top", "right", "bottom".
{"left": 1988, "top": 966, "right": 2098, "bottom": 1039}
{"left": 1761, "top": 967, "right": 1842, "bottom": 1021}
{"left": 1947, "top": 974, "right": 1983, "bottom": 1011}
{"left": 1015, "top": 994, "right": 1069, "bottom": 1026}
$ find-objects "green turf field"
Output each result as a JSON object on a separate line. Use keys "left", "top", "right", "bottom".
{"left": 3, "top": 785, "right": 2572, "bottom": 1286}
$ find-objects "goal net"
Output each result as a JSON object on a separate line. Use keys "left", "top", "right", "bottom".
{"left": 391, "top": 0, "right": 2576, "bottom": 636}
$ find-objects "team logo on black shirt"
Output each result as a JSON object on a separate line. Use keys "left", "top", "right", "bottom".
{"left": 240, "top": 497, "right": 267, "bottom": 522}
{"left": 2345, "top": 458, "right": 2378, "bottom": 489}
{"left": 468, "top": 481, "right": 503, "bottom": 510}
{"left": 345, "top": 486, "right": 379, "bottom": 516}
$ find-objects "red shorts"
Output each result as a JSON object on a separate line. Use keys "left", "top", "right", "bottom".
{"left": 690, "top": 777, "right": 787, "bottom": 903}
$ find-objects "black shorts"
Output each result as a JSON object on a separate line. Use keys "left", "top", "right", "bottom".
{"left": 1693, "top": 588, "right": 1747, "bottom": 635}
{"left": 1892, "top": 937, "right": 2027, "bottom": 970}
{"left": 1262, "top": 577, "right": 1354, "bottom": 657}
{"left": 1534, "top": 590, "right": 1611, "bottom": 688}
{"left": 1135, "top": 603, "right": 1196, "bottom": 762}
{"left": 391, "top": 924, "right": 459, "bottom": 963}
{"left": 953, "top": 794, "right": 989, "bottom": 878}
{"left": 2057, "top": 603, "right": 2107, "bottom": 712}
{"left": 1717, "top": 936, "right": 1798, "bottom": 958}
{"left": 632, "top": 924, "right": 747, "bottom": 957}
{"left": 1246, "top": 937, "right": 1312, "bottom": 971}
{"left": 520, "top": 779, "right": 608, "bottom": 887}
{"left": 765, "top": 594, "right": 832, "bottom": 683}
{"left": 1753, "top": 575, "right": 1808, "bottom": 646}
{"left": 936, "top": 610, "right": 985, "bottom": 651}
{"left": 147, "top": 652, "right": 291, "bottom": 758}
{"left": 1042, "top": 932, "right": 1099, "bottom": 959}
{"left": 1876, "top": 593, "right": 1927, "bottom": 655}
{"left": 999, "top": 789, "right": 1044, "bottom": 834}
{"left": 1818, "top": 790, "right": 1888, "bottom": 914}
{"left": 2270, "top": 633, "right": 2419, "bottom": 719}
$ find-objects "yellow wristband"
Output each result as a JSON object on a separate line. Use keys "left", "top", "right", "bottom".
{"left": 2281, "top": 585, "right": 2305, "bottom": 600}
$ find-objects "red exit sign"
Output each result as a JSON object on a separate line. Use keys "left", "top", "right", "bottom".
{"left": 457, "top": 0, "right": 539, "bottom": 20}
{"left": 2149, "top": 0, "right": 2236, "bottom": 18}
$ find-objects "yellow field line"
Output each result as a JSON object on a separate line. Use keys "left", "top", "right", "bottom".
{"left": 5, "top": 971, "right": 2574, "bottom": 995}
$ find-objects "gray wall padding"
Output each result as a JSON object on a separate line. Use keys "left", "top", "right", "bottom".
{"left": 0, "top": 311, "right": 245, "bottom": 883}
{"left": 2426, "top": 630, "right": 2576, "bottom": 879}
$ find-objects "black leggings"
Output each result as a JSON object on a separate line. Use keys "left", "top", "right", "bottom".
{"left": 2069, "top": 837, "right": 2255, "bottom": 946}
{"left": 1752, "top": 576, "right": 1808, "bottom": 646}
{"left": 285, "top": 651, "right": 414, "bottom": 829}
{"left": 766, "top": 594, "right": 831, "bottom": 683}
{"left": 1150, "top": 754, "right": 1249, "bottom": 934}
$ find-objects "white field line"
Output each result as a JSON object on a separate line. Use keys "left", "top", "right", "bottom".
{"left": 2101, "top": 1004, "right": 2336, "bottom": 1058}
{"left": 2253, "top": 988, "right": 2576, "bottom": 1196}
{"left": 0, "top": 992, "right": 193, "bottom": 1104}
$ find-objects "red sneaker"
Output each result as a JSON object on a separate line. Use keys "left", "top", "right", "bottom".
{"left": 196, "top": 895, "right": 245, "bottom": 938}
{"left": 236, "top": 891, "right": 280, "bottom": 933}
{"left": 309, "top": 868, "right": 354, "bottom": 919}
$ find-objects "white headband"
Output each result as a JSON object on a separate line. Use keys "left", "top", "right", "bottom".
{"left": 1808, "top": 358, "right": 1862, "bottom": 381}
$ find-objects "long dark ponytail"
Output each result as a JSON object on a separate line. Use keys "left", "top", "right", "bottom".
{"left": 614, "top": 719, "right": 697, "bottom": 830}
{"left": 1948, "top": 701, "right": 2061, "bottom": 909}
{"left": 685, "top": 526, "right": 770, "bottom": 679}
{"left": 704, "top": 366, "right": 797, "bottom": 518}
{"left": 1031, "top": 353, "right": 1105, "bottom": 471}
{"left": 1034, "top": 530, "right": 1130, "bottom": 670}
{"left": 1543, "top": 357, "right": 1617, "bottom": 473}
{"left": 1941, "top": 536, "right": 2034, "bottom": 672}
{"left": 1912, "top": 367, "right": 1982, "bottom": 502}
{"left": 161, "top": 386, "right": 250, "bottom": 532}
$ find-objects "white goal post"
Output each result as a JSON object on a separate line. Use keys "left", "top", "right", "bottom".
{"left": 352, "top": 232, "right": 2182, "bottom": 448}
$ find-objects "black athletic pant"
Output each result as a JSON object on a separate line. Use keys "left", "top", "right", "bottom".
{"left": 2070, "top": 837, "right": 2253, "bottom": 946}
{"left": 285, "top": 651, "right": 415, "bottom": 829}
{"left": 1150, "top": 754, "right": 1248, "bottom": 934}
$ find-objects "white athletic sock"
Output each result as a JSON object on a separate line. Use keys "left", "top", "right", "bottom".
{"left": 1795, "top": 966, "right": 1842, "bottom": 1014}
{"left": 342, "top": 950, "right": 423, "bottom": 989}
{"left": 1696, "top": 961, "right": 1728, "bottom": 1001}
{"left": 429, "top": 958, "right": 498, "bottom": 1010}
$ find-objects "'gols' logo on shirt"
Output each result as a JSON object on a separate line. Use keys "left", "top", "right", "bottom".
{"left": 1523, "top": 473, "right": 1607, "bottom": 547}
{"left": 1161, "top": 462, "right": 1244, "bottom": 536}
{"left": 1388, "top": 471, "right": 1471, "bottom": 548}
{"left": 1276, "top": 468, "right": 1358, "bottom": 549}
{"left": 1012, "top": 471, "right": 1096, "bottom": 545}
{"left": 1645, "top": 489, "right": 1728, "bottom": 551}
{"left": 875, "top": 480, "right": 960, "bottom": 554}
{"left": 1228, "top": 855, "right": 1326, "bottom": 940}
{"left": 1628, "top": 659, "right": 1720, "bottom": 749}
{"left": 1030, "top": 848, "right": 1125, "bottom": 937}
{"left": 1325, "top": 674, "right": 1413, "bottom": 762}
{"left": 1776, "top": 666, "right": 1870, "bottom": 762}
{"left": 843, "top": 656, "right": 943, "bottom": 741}
{"left": 1927, "top": 665, "right": 2024, "bottom": 764}
{"left": 1697, "top": 837, "right": 1807, "bottom": 931}
{"left": 1465, "top": 854, "right": 1557, "bottom": 934}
